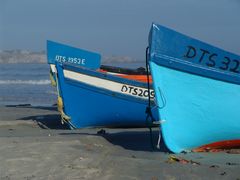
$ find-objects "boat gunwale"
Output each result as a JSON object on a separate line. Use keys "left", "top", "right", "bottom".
{"left": 63, "top": 63, "right": 152, "bottom": 88}
{"left": 151, "top": 53, "right": 240, "bottom": 85}
{"left": 149, "top": 23, "right": 240, "bottom": 85}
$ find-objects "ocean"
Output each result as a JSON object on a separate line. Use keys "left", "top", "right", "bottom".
{"left": 0, "top": 63, "right": 56, "bottom": 106}
{"left": 0, "top": 61, "right": 145, "bottom": 106}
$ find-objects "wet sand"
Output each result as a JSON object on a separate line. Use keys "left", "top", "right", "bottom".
{"left": 0, "top": 105, "right": 239, "bottom": 180}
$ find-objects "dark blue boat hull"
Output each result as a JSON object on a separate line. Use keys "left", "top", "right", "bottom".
{"left": 56, "top": 64, "right": 158, "bottom": 128}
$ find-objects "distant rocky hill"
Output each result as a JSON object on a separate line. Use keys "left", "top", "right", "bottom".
{"left": 102, "top": 55, "right": 138, "bottom": 63}
{"left": 0, "top": 50, "right": 140, "bottom": 64}
{"left": 0, "top": 50, "right": 46, "bottom": 63}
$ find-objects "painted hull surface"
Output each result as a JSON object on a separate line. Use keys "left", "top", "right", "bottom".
{"left": 56, "top": 64, "right": 157, "bottom": 128}
{"left": 47, "top": 40, "right": 101, "bottom": 86}
{"left": 149, "top": 23, "right": 240, "bottom": 153}
{"left": 47, "top": 40, "right": 101, "bottom": 69}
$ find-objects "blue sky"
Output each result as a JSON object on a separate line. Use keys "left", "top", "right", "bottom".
{"left": 0, "top": 0, "right": 240, "bottom": 60}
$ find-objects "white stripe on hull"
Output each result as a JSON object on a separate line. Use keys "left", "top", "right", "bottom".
{"left": 63, "top": 69, "right": 154, "bottom": 100}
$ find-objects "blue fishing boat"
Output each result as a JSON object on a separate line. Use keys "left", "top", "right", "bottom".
{"left": 55, "top": 63, "right": 158, "bottom": 128}
{"left": 47, "top": 40, "right": 158, "bottom": 128}
{"left": 148, "top": 23, "right": 240, "bottom": 153}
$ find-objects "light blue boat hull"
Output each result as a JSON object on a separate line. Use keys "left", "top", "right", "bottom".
{"left": 149, "top": 24, "right": 240, "bottom": 153}
{"left": 56, "top": 64, "right": 158, "bottom": 128}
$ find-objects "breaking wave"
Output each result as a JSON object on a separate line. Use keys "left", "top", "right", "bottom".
{"left": 0, "top": 80, "right": 51, "bottom": 85}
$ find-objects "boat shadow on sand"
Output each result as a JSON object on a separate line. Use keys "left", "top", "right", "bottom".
{"left": 100, "top": 129, "right": 169, "bottom": 152}
{"left": 59, "top": 129, "right": 169, "bottom": 152}
{"left": 6, "top": 104, "right": 70, "bottom": 130}
{"left": 11, "top": 105, "right": 168, "bottom": 152}
{"left": 20, "top": 113, "right": 69, "bottom": 130}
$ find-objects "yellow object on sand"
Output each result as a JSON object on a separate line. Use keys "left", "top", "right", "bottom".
{"left": 57, "top": 96, "right": 70, "bottom": 122}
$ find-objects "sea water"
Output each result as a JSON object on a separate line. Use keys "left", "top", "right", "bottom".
{"left": 0, "top": 63, "right": 56, "bottom": 106}
{"left": 0, "top": 62, "right": 145, "bottom": 106}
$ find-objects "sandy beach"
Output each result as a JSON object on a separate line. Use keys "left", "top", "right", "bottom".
{"left": 0, "top": 105, "right": 239, "bottom": 180}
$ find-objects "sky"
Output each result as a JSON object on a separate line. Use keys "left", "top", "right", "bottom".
{"left": 0, "top": 0, "right": 240, "bottom": 61}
